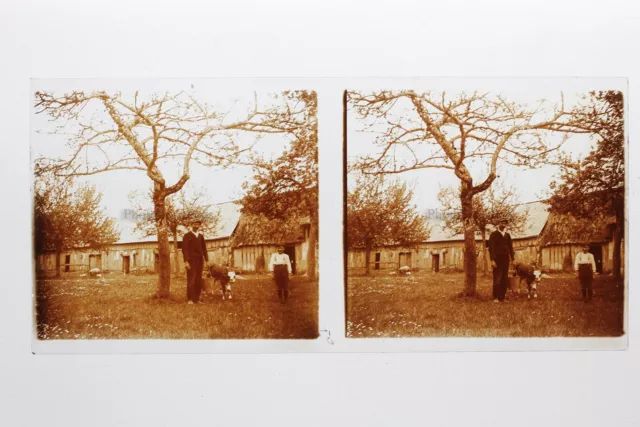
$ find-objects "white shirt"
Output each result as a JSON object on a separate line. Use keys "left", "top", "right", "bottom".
{"left": 189, "top": 230, "right": 203, "bottom": 239}
{"left": 269, "top": 252, "right": 292, "bottom": 274}
{"left": 574, "top": 252, "right": 596, "bottom": 272}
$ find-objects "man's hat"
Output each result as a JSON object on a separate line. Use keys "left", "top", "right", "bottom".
{"left": 498, "top": 219, "right": 508, "bottom": 225}
{"left": 191, "top": 219, "right": 202, "bottom": 225}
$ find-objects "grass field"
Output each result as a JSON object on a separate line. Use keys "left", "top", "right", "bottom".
{"left": 346, "top": 270, "right": 624, "bottom": 338}
{"left": 35, "top": 272, "right": 318, "bottom": 340}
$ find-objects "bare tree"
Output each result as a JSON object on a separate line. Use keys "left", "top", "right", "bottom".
{"left": 349, "top": 90, "right": 591, "bottom": 295}
{"left": 34, "top": 90, "right": 290, "bottom": 298}
{"left": 128, "top": 185, "right": 220, "bottom": 276}
{"left": 439, "top": 182, "right": 528, "bottom": 276}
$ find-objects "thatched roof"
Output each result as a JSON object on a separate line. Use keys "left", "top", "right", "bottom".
{"left": 231, "top": 213, "right": 306, "bottom": 247}
{"left": 539, "top": 211, "right": 613, "bottom": 246}
{"left": 112, "top": 200, "right": 308, "bottom": 247}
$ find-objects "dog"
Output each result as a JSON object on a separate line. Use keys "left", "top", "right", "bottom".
{"left": 207, "top": 264, "right": 235, "bottom": 300}
{"left": 511, "top": 261, "right": 541, "bottom": 299}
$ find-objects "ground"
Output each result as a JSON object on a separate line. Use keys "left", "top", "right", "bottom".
{"left": 346, "top": 270, "right": 624, "bottom": 338}
{"left": 35, "top": 272, "right": 318, "bottom": 340}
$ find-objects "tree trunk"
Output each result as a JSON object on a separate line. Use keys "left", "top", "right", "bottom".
{"left": 172, "top": 229, "right": 180, "bottom": 277}
{"left": 153, "top": 187, "right": 172, "bottom": 298}
{"left": 612, "top": 200, "right": 624, "bottom": 280}
{"left": 307, "top": 211, "right": 318, "bottom": 281}
{"left": 481, "top": 228, "right": 488, "bottom": 276}
{"left": 460, "top": 186, "right": 478, "bottom": 296}
{"left": 364, "top": 238, "right": 372, "bottom": 276}
{"left": 55, "top": 249, "right": 62, "bottom": 278}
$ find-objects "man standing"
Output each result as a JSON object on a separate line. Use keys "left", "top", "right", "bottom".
{"left": 269, "top": 245, "right": 292, "bottom": 304}
{"left": 488, "top": 219, "right": 515, "bottom": 303}
{"left": 574, "top": 244, "right": 597, "bottom": 302}
{"left": 182, "top": 219, "right": 209, "bottom": 304}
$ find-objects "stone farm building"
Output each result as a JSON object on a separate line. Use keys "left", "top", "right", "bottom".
{"left": 347, "top": 201, "right": 624, "bottom": 274}
{"left": 36, "top": 202, "right": 314, "bottom": 276}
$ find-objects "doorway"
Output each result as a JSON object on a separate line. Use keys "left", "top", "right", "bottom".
{"left": 589, "top": 243, "right": 603, "bottom": 273}
{"left": 432, "top": 254, "right": 440, "bottom": 272}
{"left": 399, "top": 252, "right": 412, "bottom": 268}
{"left": 64, "top": 254, "right": 70, "bottom": 272}
{"left": 154, "top": 254, "right": 160, "bottom": 273}
{"left": 122, "top": 255, "right": 131, "bottom": 274}
{"left": 374, "top": 252, "right": 381, "bottom": 270}
{"left": 284, "top": 245, "right": 296, "bottom": 275}
{"left": 89, "top": 254, "right": 102, "bottom": 270}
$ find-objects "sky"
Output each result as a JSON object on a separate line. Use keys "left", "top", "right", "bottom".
{"left": 345, "top": 80, "right": 612, "bottom": 218}
{"left": 30, "top": 78, "right": 623, "bottom": 239}
{"left": 30, "top": 79, "right": 300, "bottom": 240}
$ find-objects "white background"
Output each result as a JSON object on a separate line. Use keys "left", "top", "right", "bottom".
{"left": 1, "top": 0, "right": 639, "bottom": 426}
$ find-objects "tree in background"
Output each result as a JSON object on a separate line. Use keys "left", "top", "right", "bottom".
{"left": 231, "top": 213, "right": 305, "bottom": 272}
{"left": 128, "top": 185, "right": 220, "bottom": 276}
{"left": 239, "top": 91, "right": 318, "bottom": 280}
{"left": 438, "top": 181, "right": 528, "bottom": 276}
{"left": 349, "top": 90, "right": 592, "bottom": 295}
{"left": 347, "top": 175, "right": 430, "bottom": 276}
{"left": 35, "top": 90, "right": 295, "bottom": 297}
{"left": 549, "top": 91, "right": 624, "bottom": 279}
{"left": 34, "top": 174, "right": 119, "bottom": 277}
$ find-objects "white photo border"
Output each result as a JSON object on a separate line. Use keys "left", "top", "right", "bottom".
{"left": 30, "top": 77, "right": 629, "bottom": 354}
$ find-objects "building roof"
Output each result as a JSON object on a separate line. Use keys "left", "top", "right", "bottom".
{"left": 113, "top": 201, "right": 242, "bottom": 245}
{"left": 231, "top": 213, "right": 308, "bottom": 247}
{"left": 540, "top": 210, "right": 614, "bottom": 245}
{"left": 423, "top": 200, "right": 550, "bottom": 243}
{"left": 511, "top": 200, "right": 549, "bottom": 239}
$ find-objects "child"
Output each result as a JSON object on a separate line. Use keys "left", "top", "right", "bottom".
{"left": 574, "top": 245, "right": 597, "bottom": 302}
{"left": 269, "top": 245, "right": 292, "bottom": 304}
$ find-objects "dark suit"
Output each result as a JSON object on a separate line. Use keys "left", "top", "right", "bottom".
{"left": 182, "top": 231, "right": 209, "bottom": 303}
{"left": 488, "top": 229, "right": 514, "bottom": 301}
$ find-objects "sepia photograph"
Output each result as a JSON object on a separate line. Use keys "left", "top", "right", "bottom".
{"left": 5, "top": 1, "right": 640, "bottom": 425}
{"left": 345, "top": 81, "right": 626, "bottom": 339}
{"left": 31, "top": 80, "right": 318, "bottom": 341}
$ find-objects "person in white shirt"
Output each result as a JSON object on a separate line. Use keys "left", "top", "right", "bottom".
{"left": 269, "top": 245, "right": 292, "bottom": 304}
{"left": 574, "top": 245, "right": 597, "bottom": 302}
